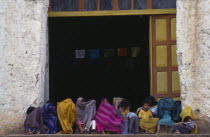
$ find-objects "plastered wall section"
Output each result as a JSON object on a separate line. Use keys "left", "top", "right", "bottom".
{"left": 0, "top": 0, "right": 49, "bottom": 135}
{"left": 177, "top": 0, "right": 210, "bottom": 118}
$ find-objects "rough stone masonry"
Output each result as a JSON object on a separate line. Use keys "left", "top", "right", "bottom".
{"left": 176, "top": 0, "right": 210, "bottom": 133}
{"left": 0, "top": 0, "right": 49, "bottom": 135}
{"left": 177, "top": 0, "right": 210, "bottom": 129}
{"left": 0, "top": 0, "right": 210, "bottom": 135}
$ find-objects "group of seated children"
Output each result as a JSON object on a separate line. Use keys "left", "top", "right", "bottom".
{"left": 24, "top": 96, "right": 197, "bottom": 134}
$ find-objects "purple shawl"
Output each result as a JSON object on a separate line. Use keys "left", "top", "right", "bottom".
{"left": 24, "top": 107, "right": 43, "bottom": 129}
{"left": 95, "top": 101, "right": 123, "bottom": 133}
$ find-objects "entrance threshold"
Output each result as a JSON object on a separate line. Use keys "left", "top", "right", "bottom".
{"left": 5, "top": 134, "right": 210, "bottom": 137}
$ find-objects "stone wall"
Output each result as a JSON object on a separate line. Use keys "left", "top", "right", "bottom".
{"left": 0, "top": 0, "right": 49, "bottom": 135}
{"left": 177, "top": 0, "right": 210, "bottom": 132}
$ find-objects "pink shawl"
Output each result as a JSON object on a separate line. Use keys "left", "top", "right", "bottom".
{"left": 95, "top": 101, "right": 123, "bottom": 133}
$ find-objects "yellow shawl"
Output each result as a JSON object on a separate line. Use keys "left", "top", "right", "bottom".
{"left": 57, "top": 98, "right": 76, "bottom": 134}
{"left": 138, "top": 110, "right": 159, "bottom": 134}
{"left": 180, "top": 106, "right": 197, "bottom": 134}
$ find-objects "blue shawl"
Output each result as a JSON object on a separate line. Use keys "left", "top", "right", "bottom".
{"left": 41, "top": 103, "right": 57, "bottom": 134}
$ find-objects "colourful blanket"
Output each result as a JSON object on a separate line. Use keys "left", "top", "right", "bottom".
{"left": 95, "top": 101, "right": 123, "bottom": 133}
{"left": 41, "top": 103, "right": 57, "bottom": 134}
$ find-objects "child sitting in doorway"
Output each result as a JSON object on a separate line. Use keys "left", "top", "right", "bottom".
{"left": 95, "top": 97, "right": 123, "bottom": 134}
{"left": 76, "top": 97, "right": 96, "bottom": 134}
{"left": 172, "top": 106, "right": 197, "bottom": 134}
{"left": 156, "top": 97, "right": 175, "bottom": 134}
{"left": 146, "top": 96, "right": 157, "bottom": 117}
{"left": 24, "top": 106, "right": 42, "bottom": 134}
{"left": 126, "top": 109, "right": 139, "bottom": 134}
{"left": 137, "top": 96, "right": 157, "bottom": 117}
{"left": 116, "top": 99, "right": 130, "bottom": 134}
{"left": 138, "top": 101, "right": 159, "bottom": 134}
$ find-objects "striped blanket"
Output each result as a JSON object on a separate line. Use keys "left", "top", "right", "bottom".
{"left": 95, "top": 101, "right": 123, "bottom": 133}
{"left": 41, "top": 103, "right": 58, "bottom": 134}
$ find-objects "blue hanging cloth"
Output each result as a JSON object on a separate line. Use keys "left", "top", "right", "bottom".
{"left": 88, "top": 49, "right": 100, "bottom": 59}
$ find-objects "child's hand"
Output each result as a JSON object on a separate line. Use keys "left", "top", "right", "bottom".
{"left": 123, "top": 117, "right": 128, "bottom": 121}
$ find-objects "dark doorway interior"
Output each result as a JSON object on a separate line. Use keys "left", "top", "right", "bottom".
{"left": 49, "top": 16, "right": 150, "bottom": 110}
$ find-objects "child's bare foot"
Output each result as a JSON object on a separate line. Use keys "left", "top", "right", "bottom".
{"left": 165, "top": 125, "right": 168, "bottom": 133}
{"left": 173, "top": 130, "right": 180, "bottom": 134}
{"left": 56, "top": 131, "right": 63, "bottom": 134}
{"left": 26, "top": 132, "right": 33, "bottom": 135}
{"left": 145, "top": 131, "right": 152, "bottom": 134}
{"left": 80, "top": 128, "right": 85, "bottom": 134}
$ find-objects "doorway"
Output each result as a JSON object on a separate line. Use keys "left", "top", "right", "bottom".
{"left": 49, "top": 15, "right": 150, "bottom": 110}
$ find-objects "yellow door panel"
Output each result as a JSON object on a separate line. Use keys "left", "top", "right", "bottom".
{"left": 172, "top": 71, "right": 181, "bottom": 93}
{"left": 156, "top": 45, "right": 167, "bottom": 67}
{"left": 171, "top": 18, "right": 176, "bottom": 40}
{"left": 157, "top": 72, "right": 168, "bottom": 94}
{"left": 171, "top": 45, "right": 178, "bottom": 66}
{"left": 155, "top": 19, "right": 167, "bottom": 41}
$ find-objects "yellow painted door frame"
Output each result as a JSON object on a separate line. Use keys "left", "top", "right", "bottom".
{"left": 48, "top": 9, "right": 176, "bottom": 17}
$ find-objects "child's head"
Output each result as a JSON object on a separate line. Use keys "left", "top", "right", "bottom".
{"left": 142, "top": 101, "right": 150, "bottom": 111}
{"left": 26, "top": 106, "right": 36, "bottom": 115}
{"left": 184, "top": 116, "right": 192, "bottom": 122}
{"left": 101, "top": 97, "right": 109, "bottom": 103}
{"left": 46, "top": 100, "right": 56, "bottom": 106}
{"left": 119, "top": 99, "right": 130, "bottom": 110}
{"left": 145, "top": 96, "right": 156, "bottom": 107}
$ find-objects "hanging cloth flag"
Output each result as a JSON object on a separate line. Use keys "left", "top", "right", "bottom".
{"left": 131, "top": 47, "right": 140, "bottom": 57}
{"left": 117, "top": 48, "right": 127, "bottom": 56}
{"left": 75, "top": 49, "right": 85, "bottom": 59}
{"left": 88, "top": 49, "right": 100, "bottom": 59}
{"left": 104, "top": 49, "right": 115, "bottom": 58}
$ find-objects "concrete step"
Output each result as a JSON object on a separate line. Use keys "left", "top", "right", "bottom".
{"left": 2, "top": 134, "right": 210, "bottom": 137}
